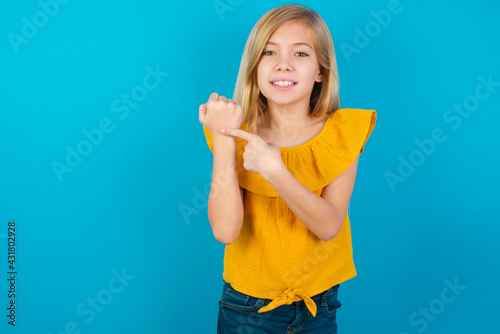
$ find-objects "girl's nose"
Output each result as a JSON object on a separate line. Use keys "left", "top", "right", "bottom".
{"left": 274, "top": 54, "right": 293, "bottom": 72}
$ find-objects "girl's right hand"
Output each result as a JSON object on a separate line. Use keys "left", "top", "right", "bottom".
{"left": 199, "top": 92, "right": 243, "bottom": 135}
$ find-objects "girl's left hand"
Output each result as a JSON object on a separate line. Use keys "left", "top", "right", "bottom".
{"left": 220, "top": 128, "right": 284, "bottom": 180}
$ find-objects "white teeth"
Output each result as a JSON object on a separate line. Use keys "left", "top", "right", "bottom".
{"left": 272, "top": 81, "right": 295, "bottom": 87}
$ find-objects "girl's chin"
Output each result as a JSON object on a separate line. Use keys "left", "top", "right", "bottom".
{"left": 260, "top": 88, "right": 309, "bottom": 109}
{"left": 265, "top": 97, "right": 304, "bottom": 108}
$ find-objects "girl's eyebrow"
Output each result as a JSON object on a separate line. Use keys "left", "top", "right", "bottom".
{"left": 266, "top": 41, "right": 313, "bottom": 48}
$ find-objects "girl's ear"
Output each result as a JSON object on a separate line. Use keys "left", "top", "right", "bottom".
{"left": 316, "top": 73, "right": 322, "bottom": 82}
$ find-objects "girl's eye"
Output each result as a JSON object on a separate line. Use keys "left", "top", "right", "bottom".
{"left": 262, "top": 50, "right": 308, "bottom": 56}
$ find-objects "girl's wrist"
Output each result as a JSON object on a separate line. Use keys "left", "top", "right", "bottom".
{"left": 262, "top": 161, "right": 287, "bottom": 183}
{"left": 213, "top": 133, "right": 238, "bottom": 153}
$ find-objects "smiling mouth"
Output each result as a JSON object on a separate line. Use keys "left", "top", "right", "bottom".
{"left": 271, "top": 80, "right": 297, "bottom": 87}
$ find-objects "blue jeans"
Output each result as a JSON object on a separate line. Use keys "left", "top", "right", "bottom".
{"left": 217, "top": 280, "right": 341, "bottom": 334}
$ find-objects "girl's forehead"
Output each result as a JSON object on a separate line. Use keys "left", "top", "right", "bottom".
{"left": 268, "top": 20, "right": 314, "bottom": 43}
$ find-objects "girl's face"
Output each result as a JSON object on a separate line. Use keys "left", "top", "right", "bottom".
{"left": 257, "top": 19, "right": 322, "bottom": 110}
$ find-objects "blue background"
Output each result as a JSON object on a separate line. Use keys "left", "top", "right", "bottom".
{"left": 1, "top": 0, "right": 499, "bottom": 333}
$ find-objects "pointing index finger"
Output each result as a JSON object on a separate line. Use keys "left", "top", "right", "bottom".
{"left": 221, "top": 128, "right": 256, "bottom": 142}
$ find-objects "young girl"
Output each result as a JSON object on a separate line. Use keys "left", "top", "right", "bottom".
{"left": 199, "top": 4, "right": 376, "bottom": 333}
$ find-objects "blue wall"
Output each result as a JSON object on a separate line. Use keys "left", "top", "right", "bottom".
{"left": 1, "top": 0, "right": 498, "bottom": 333}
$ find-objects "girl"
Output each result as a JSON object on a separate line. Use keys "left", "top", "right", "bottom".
{"left": 199, "top": 4, "right": 376, "bottom": 333}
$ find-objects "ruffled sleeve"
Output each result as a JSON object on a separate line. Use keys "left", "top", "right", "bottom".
{"left": 202, "top": 108, "right": 376, "bottom": 197}
{"left": 202, "top": 125, "right": 214, "bottom": 153}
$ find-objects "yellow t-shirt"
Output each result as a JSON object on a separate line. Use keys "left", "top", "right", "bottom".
{"left": 203, "top": 108, "right": 376, "bottom": 317}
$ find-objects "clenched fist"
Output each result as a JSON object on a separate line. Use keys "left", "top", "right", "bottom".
{"left": 199, "top": 92, "right": 242, "bottom": 135}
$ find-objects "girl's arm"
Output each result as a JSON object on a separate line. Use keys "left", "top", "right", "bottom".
{"left": 208, "top": 134, "right": 244, "bottom": 244}
{"left": 199, "top": 93, "right": 244, "bottom": 245}
{"left": 266, "top": 154, "right": 358, "bottom": 241}
{"left": 220, "top": 128, "right": 358, "bottom": 241}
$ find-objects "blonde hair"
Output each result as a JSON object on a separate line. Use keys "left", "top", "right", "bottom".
{"left": 233, "top": 4, "right": 341, "bottom": 133}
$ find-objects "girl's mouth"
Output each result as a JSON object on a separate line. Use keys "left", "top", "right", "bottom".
{"left": 270, "top": 80, "right": 298, "bottom": 91}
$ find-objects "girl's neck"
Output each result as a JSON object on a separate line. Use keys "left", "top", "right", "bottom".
{"left": 259, "top": 100, "right": 323, "bottom": 131}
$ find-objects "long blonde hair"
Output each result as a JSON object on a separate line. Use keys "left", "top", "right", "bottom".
{"left": 233, "top": 4, "right": 341, "bottom": 133}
